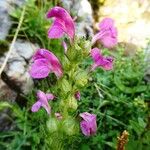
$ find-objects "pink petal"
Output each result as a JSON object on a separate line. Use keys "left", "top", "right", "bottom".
{"left": 99, "top": 18, "right": 114, "bottom": 30}
{"left": 31, "top": 101, "right": 42, "bottom": 112}
{"left": 29, "top": 59, "right": 51, "bottom": 79}
{"left": 91, "top": 48, "right": 113, "bottom": 70}
{"left": 91, "top": 48, "right": 102, "bottom": 63}
{"left": 37, "top": 90, "right": 47, "bottom": 101}
{"left": 31, "top": 90, "right": 52, "bottom": 115}
{"left": 100, "top": 57, "right": 113, "bottom": 70}
{"left": 80, "top": 112, "right": 97, "bottom": 136}
{"left": 46, "top": 6, "right": 75, "bottom": 39}
{"left": 37, "top": 90, "right": 51, "bottom": 114}
{"left": 31, "top": 49, "right": 63, "bottom": 78}
{"left": 41, "top": 103, "right": 51, "bottom": 114}
{"left": 92, "top": 32, "right": 103, "bottom": 45}
{"left": 100, "top": 34, "right": 117, "bottom": 48}
{"left": 48, "top": 19, "right": 65, "bottom": 38}
{"left": 41, "top": 49, "right": 63, "bottom": 78}
{"left": 90, "top": 119, "right": 97, "bottom": 135}
{"left": 92, "top": 18, "right": 118, "bottom": 48}
{"left": 80, "top": 112, "right": 96, "bottom": 123}
{"left": 80, "top": 120, "right": 91, "bottom": 136}
{"left": 46, "top": 93, "right": 55, "bottom": 100}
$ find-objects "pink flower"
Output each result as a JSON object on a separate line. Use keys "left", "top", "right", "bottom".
{"left": 29, "top": 49, "right": 63, "bottom": 79}
{"left": 74, "top": 91, "right": 80, "bottom": 100}
{"left": 92, "top": 18, "right": 118, "bottom": 48}
{"left": 80, "top": 112, "right": 97, "bottom": 136}
{"left": 46, "top": 6, "right": 75, "bottom": 40}
{"left": 91, "top": 48, "right": 113, "bottom": 71}
{"left": 31, "top": 90, "right": 55, "bottom": 114}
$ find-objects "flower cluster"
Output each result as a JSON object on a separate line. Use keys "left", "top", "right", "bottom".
{"left": 29, "top": 6, "right": 118, "bottom": 137}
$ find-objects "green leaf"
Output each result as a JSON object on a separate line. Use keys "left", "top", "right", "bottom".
{"left": 0, "top": 102, "right": 12, "bottom": 110}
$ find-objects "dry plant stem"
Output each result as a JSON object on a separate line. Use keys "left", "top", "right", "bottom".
{"left": 117, "top": 130, "right": 129, "bottom": 150}
{"left": 0, "top": 6, "right": 26, "bottom": 75}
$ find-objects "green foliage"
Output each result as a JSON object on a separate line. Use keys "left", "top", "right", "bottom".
{"left": 0, "top": 94, "right": 49, "bottom": 150}
{"left": 1, "top": 47, "right": 149, "bottom": 150}
{"left": 10, "top": 0, "right": 62, "bottom": 52}
{"left": 77, "top": 48, "right": 150, "bottom": 149}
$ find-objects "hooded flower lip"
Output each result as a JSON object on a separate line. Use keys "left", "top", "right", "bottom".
{"left": 91, "top": 48, "right": 113, "bottom": 71}
{"left": 30, "top": 49, "right": 63, "bottom": 79}
{"left": 92, "top": 18, "right": 118, "bottom": 48}
{"left": 80, "top": 112, "right": 97, "bottom": 136}
{"left": 31, "top": 90, "right": 55, "bottom": 114}
{"left": 46, "top": 6, "right": 75, "bottom": 40}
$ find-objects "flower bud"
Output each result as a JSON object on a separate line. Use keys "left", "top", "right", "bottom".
{"left": 68, "top": 96, "right": 78, "bottom": 111}
{"left": 62, "top": 56, "right": 71, "bottom": 71}
{"left": 75, "top": 71, "right": 88, "bottom": 88}
{"left": 46, "top": 118, "right": 58, "bottom": 133}
{"left": 79, "top": 40, "right": 91, "bottom": 56}
{"left": 62, "top": 117, "right": 79, "bottom": 136}
{"left": 60, "top": 78, "right": 72, "bottom": 94}
{"left": 74, "top": 91, "right": 81, "bottom": 100}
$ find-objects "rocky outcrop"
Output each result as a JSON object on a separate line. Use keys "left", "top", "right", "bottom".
{"left": 0, "top": 39, "right": 39, "bottom": 131}
{"left": 0, "top": 39, "right": 39, "bottom": 96}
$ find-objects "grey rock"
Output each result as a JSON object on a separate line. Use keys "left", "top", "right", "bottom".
{"left": 14, "top": 39, "right": 39, "bottom": 60}
{"left": 61, "top": 0, "right": 94, "bottom": 38}
{"left": 0, "top": 1, "right": 11, "bottom": 40}
{"left": 0, "top": 79, "right": 17, "bottom": 131}
{"left": 0, "top": 39, "right": 39, "bottom": 94}
{"left": 0, "top": 79, "right": 17, "bottom": 102}
{"left": 0, "top": 0, "right": 25, "bottom": 40}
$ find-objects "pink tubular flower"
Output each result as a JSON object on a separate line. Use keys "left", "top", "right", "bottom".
{"left": 91, "top": 48, "right": 113, "bottom": 71}
{"left": 92, "top": 18, "right": 118, "bottom": 48}
{"left": 80, "top": 112, "right": 97, "bottom": 136}
{"left": 74, "top": 91, "right": 80, "bottom": 100}
{"left": 31, "top": 90, "right": 55, "bottom": 114}
{"left": 46, "top": 6, "right": 75, "bottom": 40}
{"left": 29, "top": 49, "right": 63, "bottom": 79}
